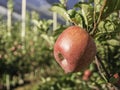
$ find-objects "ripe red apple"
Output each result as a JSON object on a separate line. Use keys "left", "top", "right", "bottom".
{"left": 54, "top": 26, "right": 96, "bottom": 73}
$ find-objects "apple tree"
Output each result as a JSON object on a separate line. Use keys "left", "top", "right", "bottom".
{"left": 50, "top": 0, "right": 120, "bottom": 89}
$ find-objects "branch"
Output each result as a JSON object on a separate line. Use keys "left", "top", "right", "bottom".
{"left": 97, "top": 0, "right": 107, "bottom": 24}
{"left": 95, "top": 54, "right": 110, "bottom": 82}
{"left": 91, "top": 0, "right": 107, "bottom": 36}
{"left": 95, "top": 54, "right": 120, "bottom": 89}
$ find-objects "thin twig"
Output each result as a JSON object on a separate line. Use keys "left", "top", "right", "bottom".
{"left": 92, "top": 1, "right": 109, "bottom": 81}
{"left": 95, "top": 54, "right": 110, "bottom": 82}
{"left": 91, "top": 0, "right": 107, "bottom": 36}
{"left": 95, "top": 55, "right": 119, "bottom": 89}
{"left": 95, "top": 56, "right": 108, "bottom": 82}
{"left": 96, "top": 0, "right": 107, "bottom": 24}
{"left": 93, "top": 0, "right": 96, "bottom": 26}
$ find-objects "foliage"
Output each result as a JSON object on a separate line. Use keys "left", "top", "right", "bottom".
{"left": 0, "top": 0, "right": 120, "bottom": 90}
{"left": 0, "top": 15, "right": 56, "bottom": 89}
{"left": 50, "top": 0, "right": 120, "bottom": 89}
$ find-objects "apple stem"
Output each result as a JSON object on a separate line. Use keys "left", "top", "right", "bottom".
{"left": 95, "top": 54, "right": 110, "bottom": 82}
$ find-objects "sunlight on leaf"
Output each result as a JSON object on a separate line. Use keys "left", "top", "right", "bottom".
{"left": 50, "top": 5, "right": 71, "bottom": 22}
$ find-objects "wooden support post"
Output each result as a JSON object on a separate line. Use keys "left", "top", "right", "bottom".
{"left": 21, "top": 0, "right": 26, "bottom": 42}
{"left": 7, "top": 0, "right": 13, "bottom": 37}
{"left": 53, "top": 12, "right": 57, "bottom": 31}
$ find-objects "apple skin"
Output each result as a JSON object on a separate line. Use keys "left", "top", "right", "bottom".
{"left": 54, "top": 26, "right": 96, "bottom": 73}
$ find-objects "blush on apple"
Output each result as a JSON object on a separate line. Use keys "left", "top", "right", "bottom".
{"left": 54, "top": 26, "right": 96, "bottom": 73}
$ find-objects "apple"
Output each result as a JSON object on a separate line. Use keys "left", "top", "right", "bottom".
{"left": 84, "top": 69, "right": 92, "bottom": 77}
{"left": 54, "top": 26, "right": 96, "bottom": 73}
{"left": 113, "top": 73, "right": 120, "bottom": 86}
{"left": 113, "top": 73, "right": 120, "bottom": 79}
{"left": 82, "top": 75, "right": 89, "bottom": 81}
{"left": 82, "top": 69, "right": 92, "bottom": 81}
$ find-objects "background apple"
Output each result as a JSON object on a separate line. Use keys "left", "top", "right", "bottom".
{"left": 82, "top": 69, "right": 92, "bottom": 81}
{"left": 54, "top": 26, "right": 96, "bottom": 73}
{"left": 113, "top": 73, "right": 120, "bottom": 87}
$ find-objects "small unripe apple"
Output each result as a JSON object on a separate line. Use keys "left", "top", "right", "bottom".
{"left": 54, "top": 26, "right": 96, "bottom": 73}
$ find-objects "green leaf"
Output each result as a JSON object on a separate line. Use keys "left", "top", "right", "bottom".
{"left": 75, "top": 2, "right": 94, "bottom": 27}
{"left": 109, "top": 77, "right": 119, "bottom": 84}
{"left": 103, "top": 0, "right": 120, "bottom": 19}
{"left": 107, "top": 0, "right": 120, "bottom": 11}
{"left": 67, "top": 9, "right": 76, "bottom": 18}
{"left": 67, "top": 9, "right": 85, "bottom": 27}
{"left": 107, "top": 39, "right": 120, "bottom": 46}
{"left": 74, "top": 13, "right": 85, "bottom": 28}
{"left": 59, "top": 0, "right": 68, "bottom": 5}
{"left": 40, "top": 34, "right": 54, "bottom": 48}
{"left": 50, "top": 5, "right": 71, "bottom": 22}
{"left": 53, "top": 26, "right": 67, "bottom": 38}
